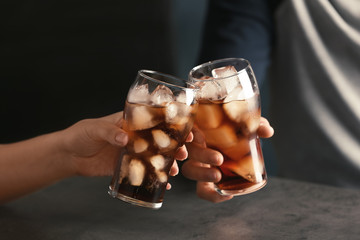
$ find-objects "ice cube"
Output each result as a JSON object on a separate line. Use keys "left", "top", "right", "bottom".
{"left": 224, "top": 86, "right": 246, "bottom": 102}
{"left": 195, "top": 81, "right": 227, "bottom": 101}
{"left": 167, "top": 104, "right": 193, "bottom": 132}
{"left": 175, "top": 90, "right": 194, "bottom": 106}
{"left": 152, "top": 129, "right": 171, "bottom": 148}
{"left": 150, "top": 85, "right": 174, "bottom": 106}
{"left": 127, "top": 84, "right": 150, "bottom": 103}
{"left": 221, "top": 138, "right": 250, "bottom": 159}
{"left": 196, "top": 104, "right": 223, "bottom": 129}
{"left": 119, "top": 154, "right": 130, "bottom": 184}
{"left": 156, "top": 171, "right": 168, "bottom": 183}
{"left": 176, "top": 91, "right": 187, "bottom": 104}
{"left": 169, "top": 120, "right": 188, "bottom": 133}
{"left": 241, "top": 111, "right": 260, "bottom": 135}
{"left": 176, "top": 102, "right": 191, "bottom": 117}
{"left": 202, "top": 123, "right": 238, "bottom": 149}
{"left": 221, "top": 155, "right": 263, "bottom": 183}
{"left": 223, "top": 99, "right": 249, "bottom": 123}
{"left": 128, "top": 159, "right": 145, "bottom": 186}
{"left": 133, "top": 138, "right": 149, "bottom": 153}
{"left": 173, "top": 115, "right": 189, "bottom": 126}
{"left": 165, "top": 102, "right": 178, "bottom": 123}
{"left": 150, "top": 154, "right": 165, "bottom": 170}
{"left": 128, "top": 105, "right": 161, "bottom": 130}
{"left": 159, "top": 139, "right": 179, "bottom": 153}
{"left": 165, "top": 102, "right": 191, "bottom": 125}
{"left": 212, "top": 65, "right": 240, "bottom": 94}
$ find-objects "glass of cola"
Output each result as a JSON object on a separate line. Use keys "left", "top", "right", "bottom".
{"left": 108, "top": 70, "right": 198, "bottom": 209}
{"left": 189, "top": 58, "right": 267, "bottom": 196}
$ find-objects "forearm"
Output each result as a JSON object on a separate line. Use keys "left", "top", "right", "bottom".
{"left": 0, "top": 131, "right": 74, "bottom": 204}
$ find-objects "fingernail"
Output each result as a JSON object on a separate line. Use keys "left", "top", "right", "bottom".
{"left": 213, "top": 153, "right": 223, "bottom": 166}
{"left": 211, "top": 171, "right": 221, "bottom": 183}
{"left": 115, "top": 132, "right": 128, "bottom": 146}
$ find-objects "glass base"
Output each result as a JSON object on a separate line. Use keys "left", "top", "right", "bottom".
{"left": 108, "top": 188, "right": 162, "bottom": 209}
{"left": 215, "top": 179, "right": 267, "bottom": 196}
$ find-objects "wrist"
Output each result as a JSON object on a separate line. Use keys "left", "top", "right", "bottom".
{"left": 50, "top": 130, "right": 78, "bottom": 178}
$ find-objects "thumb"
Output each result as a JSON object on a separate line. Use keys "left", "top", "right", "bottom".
{"left": 89, "top": 120, "right": 128, "bottom": 147}
{"left": 114, "top": 130, "right": 128, "bottom": 146}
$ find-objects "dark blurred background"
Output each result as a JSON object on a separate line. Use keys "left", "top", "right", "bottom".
{"left": 0, "top": 0, "right": 208, "bottom": 142}
{"left": 0, "top": 0, "right": 169, "bottom": 142}
{"left": 0, "top": 0, "right": 276, "bottom": 174}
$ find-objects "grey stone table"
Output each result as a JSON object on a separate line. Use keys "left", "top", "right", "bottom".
{"left": 1, "top": 176, "right": 360, "bottom": 240}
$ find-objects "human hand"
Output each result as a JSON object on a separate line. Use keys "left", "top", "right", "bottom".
{"left": 61, "top": 112, "right": 190, "bottom": 189}
{"left": 60, "top": 112, "right": 128, "bottom": 177}
{"left": 181, "top": 117, "right": 274, "bottom": 203}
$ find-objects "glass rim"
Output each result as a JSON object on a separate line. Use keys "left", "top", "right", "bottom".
{"left": 189, "top": 57, "right": 251, "bottom": 82}
{"left": 138, "top": 69, "right": 197, "bottom": 90}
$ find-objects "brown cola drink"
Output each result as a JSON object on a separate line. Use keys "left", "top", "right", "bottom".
{"left": 109, "top": 101, "right": 196, "bottom": 204}
{"left": 196, "top": 96, "right": 266, "bottom": 195}
{"left": 190, "top": 58, "right": 267, "bottom": 196}
{"left": 109, "top": 70, "right": 198, "bottom": 209}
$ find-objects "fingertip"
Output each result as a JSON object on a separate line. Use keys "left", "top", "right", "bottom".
{"left": 169, "top": 170, "right": 179, "bottom": 177}
{"left": 174, "top": 145, "right": 188, "bottom": 161}
{"left": 258, "top": 122, "right": 274, "bottom": 138}
{"left": 186, "top": 132, "right": 194, "bottom": 142}
{"left": 201, "top": 167, "right": 222, "bottom": 183}
{"left": 169, "top": 161, "right": 179, "bottom": 176}
{"left": 211, "top": 151, "right": 224, "bottom": 166}
{"left": 115, "top": 132, "right": 128, "bottom": 146}
{"left": 269, "top": 126, "right": 275, "bottom": 136}
{"left": 211, "top": 168, "right": 222, "bottom": 183}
